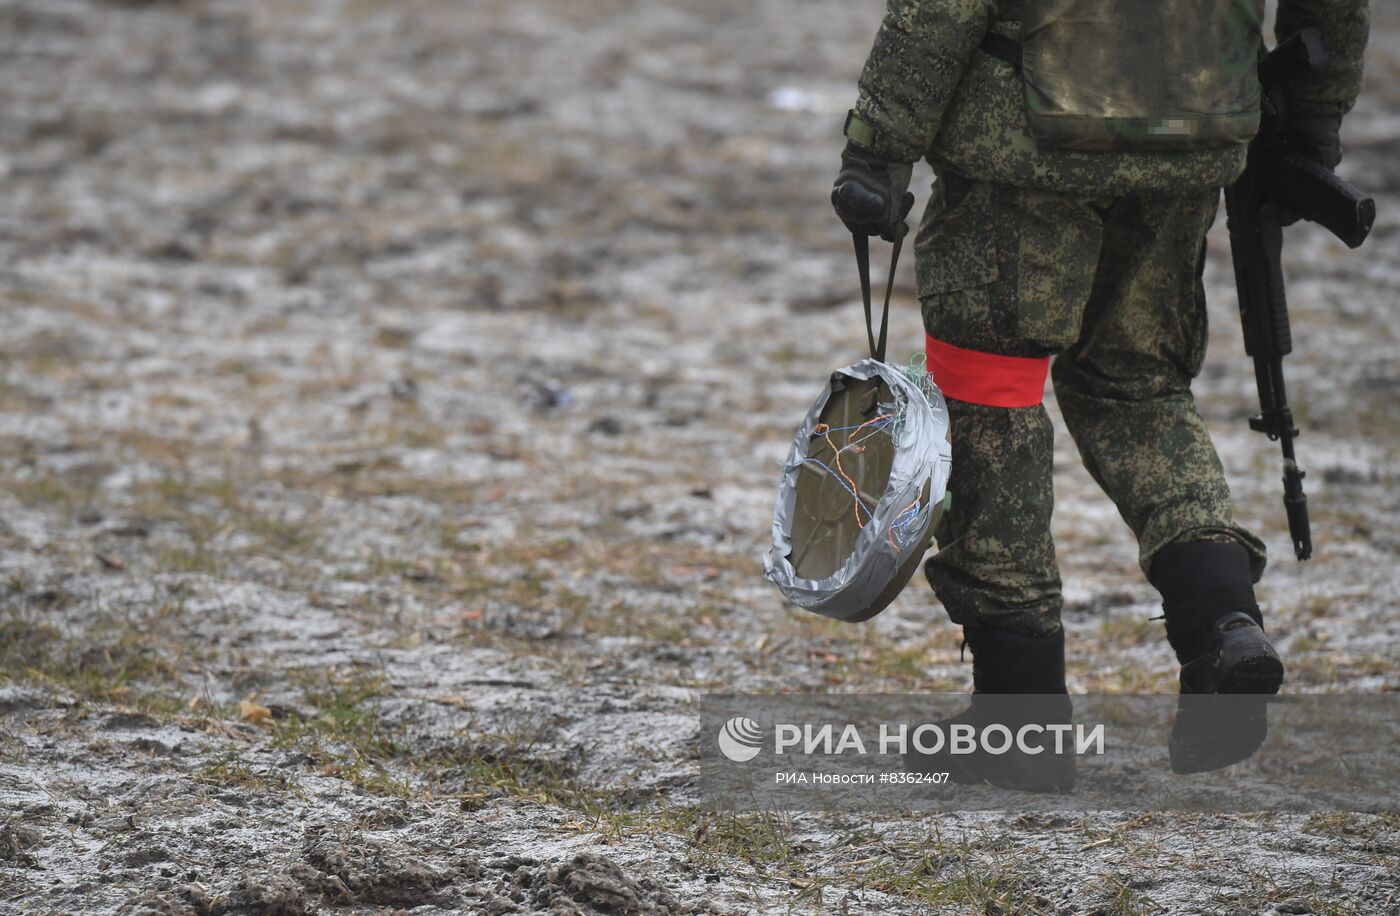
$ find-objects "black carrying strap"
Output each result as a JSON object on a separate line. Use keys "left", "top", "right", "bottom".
{"left": 979, "top": 32, "right": 1023, "bottom": 71}
{"left": 853, "top": 228, "right": 904, "bottom": 364}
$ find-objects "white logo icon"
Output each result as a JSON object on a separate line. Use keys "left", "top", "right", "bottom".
{"left": 718, "top": 717, "right": 763, "bottom": 762}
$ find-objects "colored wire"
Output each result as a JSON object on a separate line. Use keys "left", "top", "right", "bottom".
{"left": 887, "top": 498, "right": 925, "bottom": 550}
{"left": 799, "top": 386, "right": 928, "bottom": 543}
{"left": 797, "top": 457, "right": 868, "bottom": 520}
{"left": 823, "top": 425, "right": 866, "bottom": 529}
{"left": 844, "top": 413, "right": 894, "bottom": 453}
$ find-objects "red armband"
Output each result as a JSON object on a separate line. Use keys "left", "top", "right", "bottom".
{"left": 925, "top": 334, "right": 1051, "bottom": 408}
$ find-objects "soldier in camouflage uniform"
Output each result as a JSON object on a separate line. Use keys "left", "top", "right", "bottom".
{"left": 833, "top": 0, "right": 1368, "bottom": 781}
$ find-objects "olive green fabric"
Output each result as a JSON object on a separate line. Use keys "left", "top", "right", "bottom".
{"left": 852, "top": 0, "right": 991, "bottom": 164}
{"left": 851, "top": 0, "right": 1369, "bottom": 195}
{"left": 847, "top": 0, "right": 1367, "bottom": 634}
{"left": 926, "top": 30, "right": 1251, "bottom": 196}
{"left": 919, "top": 174, "right": 1267, "bottom": 636}
{"left": 1019, "top": 0, "right": 1263, "bottom": 151}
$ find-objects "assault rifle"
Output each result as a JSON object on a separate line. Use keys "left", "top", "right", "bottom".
{"left": 1225, "top": 28, "right": 1375, "bottom": 560}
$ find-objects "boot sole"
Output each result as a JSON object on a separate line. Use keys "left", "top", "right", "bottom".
{"left": 1170, "top": 652, "right": 1283, "bottom": 775}
{"left": 1216, "top": 653, "right": 1284, "bottom": 695}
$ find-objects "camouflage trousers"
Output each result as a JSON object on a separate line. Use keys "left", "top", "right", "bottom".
{"left": 917, "top": 173, "right": 1267, "bottom": 636}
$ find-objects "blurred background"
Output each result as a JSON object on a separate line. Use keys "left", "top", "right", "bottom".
{"left": 2, "top": 1, "right": 1398, "bottom": 913}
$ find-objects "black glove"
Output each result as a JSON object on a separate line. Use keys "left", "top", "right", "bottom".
{"left": 831, "top": 141, "right": 915, "bottom": 243}
{"left": 1288, "top": 113, "right": 1344, "bottom": 170}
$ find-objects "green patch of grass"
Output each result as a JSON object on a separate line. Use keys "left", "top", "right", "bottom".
{"left": 1, "top": 467, "right": 103, "bottom": 513}
{"left": 0, "top": 627, "right": 1176, "bottom": 912}
{"left": 781, "top": 827, "right": 1071, "bottom": 912}
{"left": 211, "top": 357, "right": 282, "bottom": 389}
{"left": 156, "top": 542, "right": 226, "bottom": 576}
{"left": 258, "top": 671, "right": 824, "bottom": 879}
{"left": 316, "top": 753, "right": 418, "bottom": 799}
{"left": 297, "top": 670, "right": 399, "bottom": 754}
{"left": 265, "top": 667, "right": 416, "bottom": 797}
{"left": 0, "top": 614, "right": 188, "bottom": 717}
{"left": 134, "top": 470, "right": 320, "bottom": 567}
{"left": 2, "top": 287, "right": 116, "bottom": 328}
{"left": 1093, "top": 874, "right": 1165, "bottom": 916}
{"left": 374, "top": 326, "right": 416, "bottom": 349}
{"left": 1285, "top": 649, "right": 1397, "bottom": 689}
{"left": 196, "top": 754, "right": 300, "bottom": 793}
{"left": 1098, "top": 613, "right": 1158, "bottom": 645}
{"left": 628, "top": 807, "right": 803, "bottom": 875}
{"left": 1303, "top": 811, "right": 1400, "bottom": 845}
{"left": 1075, "top": 656, "right": 1176, "bottom": 693}
{"left": 1210, "top": 885, "right": 1368, "bottom": 916}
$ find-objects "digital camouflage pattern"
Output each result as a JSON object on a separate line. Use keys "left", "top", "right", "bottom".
{"left": 1019, "top": 0, "right": 1263, "bottom": 151}
{"left": 852, "top": 0, "right": 1370, "bottom": 194}
{"left": 926, "top": 33, "right": 1249, "bottom": 196}
{"left": 1275, "top": 0, "right": 1370, "bottom": 118}
{"left": 850, "top": 0, "right": 1367, "bottom": 632}
{"left": 919, "top": 175, "right": 1268, "bottom": 635}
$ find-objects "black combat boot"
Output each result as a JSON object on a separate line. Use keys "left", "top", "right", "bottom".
{"left": 1150, "top": 542, "right": 1284, "bottom": 774}
{"left": 905, "top": 626, "right": 1075, "bottom": 793}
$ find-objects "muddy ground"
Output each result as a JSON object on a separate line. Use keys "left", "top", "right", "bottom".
{"left": 2, "top": 0, "right": 1398, "bottom": 913}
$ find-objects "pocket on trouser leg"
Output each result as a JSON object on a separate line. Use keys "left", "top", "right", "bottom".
{"left": 1183, "top": 234, "right": 1211, "bottom": 380}
{"left": 1056, "top": 189, "right": 1219, "bottom": 396}
{"left": 1008, "top": 186, "right": 1104, "bottom": 353}
{"left": 916, "top": 176, "right": 1101, "bottom": 358}
{"left": 916, "top": 177, "right": 1005, "bottom": 350}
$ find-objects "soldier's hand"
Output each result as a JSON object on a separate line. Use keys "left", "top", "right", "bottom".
{"left": 1288, "top": 113, "right": 1344, "bottom": 170}
{"left": 832, "top": 141, "right": 915, "bottom": 243}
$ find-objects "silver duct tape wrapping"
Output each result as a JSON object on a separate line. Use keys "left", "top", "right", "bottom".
{"left": 764, "top": 358, "right": 953, "bottom": 622}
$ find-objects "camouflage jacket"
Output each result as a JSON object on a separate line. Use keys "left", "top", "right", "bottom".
{"left": 850, "top": 0, "right": 1370, "bottom": 195}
